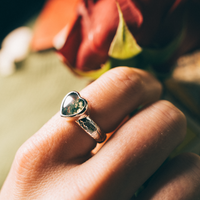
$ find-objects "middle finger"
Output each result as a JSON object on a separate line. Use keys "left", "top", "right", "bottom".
{"left": 80, "top": 100, "right": 186, "bottom": 200}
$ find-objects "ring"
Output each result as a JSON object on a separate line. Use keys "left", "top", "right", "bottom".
{"left": 60, "top": 91, "right": 106, "bottom": 143}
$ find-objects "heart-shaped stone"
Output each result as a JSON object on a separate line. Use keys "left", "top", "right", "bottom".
{"left": 60, "top": 91, "right": 87, "bottom": 117}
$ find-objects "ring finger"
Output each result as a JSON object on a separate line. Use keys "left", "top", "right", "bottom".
{"left": 15, "top": 67, "right": 162, "bottom": 163}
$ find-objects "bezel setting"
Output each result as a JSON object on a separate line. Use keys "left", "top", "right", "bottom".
{"left": 60, "top": 91, "right": 88, "bottom": 119}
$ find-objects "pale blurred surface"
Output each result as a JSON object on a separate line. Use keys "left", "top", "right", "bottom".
{"left": 0, "top": 50, "right": 89, "bottom": 187}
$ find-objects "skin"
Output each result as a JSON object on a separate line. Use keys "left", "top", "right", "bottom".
{"left": 0, "top": 67, "right": 200, "bottom": 200}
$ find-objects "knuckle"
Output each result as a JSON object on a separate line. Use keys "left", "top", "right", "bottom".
{"left": 161, "top": 100, "right": 185, "bottom": 122}
{"left": 14, "top": 139, "right": 42, "bottom": 177}
{"left": 106, "top": 67, "right": 144, "bottom": 98}
{"left": 160, "top": 100, "right": 185, "bottom": 121}
{"left": 153, "top": 100, "right": 186, "bottom": 140}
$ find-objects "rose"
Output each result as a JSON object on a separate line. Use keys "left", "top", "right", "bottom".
{"left": 57, "top": 0, "right": 200, "bottom": 75}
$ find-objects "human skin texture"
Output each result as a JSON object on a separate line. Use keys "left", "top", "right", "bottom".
{"left": 1, "top": 67, "right": 200, "bottom": 200}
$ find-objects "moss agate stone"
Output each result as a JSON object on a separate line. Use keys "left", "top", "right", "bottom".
{"left": 61, "top": 92, "right": 85, "bottom": 116}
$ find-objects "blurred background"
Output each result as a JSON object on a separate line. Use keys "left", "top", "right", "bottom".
{"left": 0, "top": 0, "right": 200, "bottom": 188}
{"left": 0, "top": 0, "right": 90, "bottom": 187}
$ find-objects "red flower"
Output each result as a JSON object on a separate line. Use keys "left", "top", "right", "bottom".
{"left": 57, "top": 0, "right": 200, "bottom": 73}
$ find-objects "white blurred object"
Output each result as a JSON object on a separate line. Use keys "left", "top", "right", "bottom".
{"left": 0, "top": 27, "right": 32, "bottom": 76}
{"left": 0, "top": 51, "right": 16, "bottom": 76}
{"left": 53, "top": 25, "right": 68, "bottom": 50}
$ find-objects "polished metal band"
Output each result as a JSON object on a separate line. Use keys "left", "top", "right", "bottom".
{"left": 76, "top": 115, "right": 106, "bottom": 143}
{"left": 60, "top": 91, "right": 106, "bottom": 143}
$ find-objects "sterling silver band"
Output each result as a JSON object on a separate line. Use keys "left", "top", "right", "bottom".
{"left": 60, "top": 91, "right": 106, "bottom": 143}
{"left": 76, "top": 115, "right": 106, "bottom": 143}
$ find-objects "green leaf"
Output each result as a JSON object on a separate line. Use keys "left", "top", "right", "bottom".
{"left": 72, "top": 61, "right": 111, "bottom": 80}
{"left": 108, "top": 3, "right": 142, "bottom": 59}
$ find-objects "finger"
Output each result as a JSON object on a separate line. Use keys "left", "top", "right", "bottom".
{"left": 15, "top": 67, "right": 162, "bottom": 165}
{"left": 79, "top": 100, "right": 186, "bottom": 200}
{"left": 80, "top": 67, "right": 162, "bottom": 133}
{"left": 1, "top": 67, "right": 161, "bottom": 199}
{"left": 136, "top": 153, "right": 200, "bottom": 200}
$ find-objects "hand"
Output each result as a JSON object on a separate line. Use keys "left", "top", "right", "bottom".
{"left": 1, "top": 67, "right": 200, "bottom": 200}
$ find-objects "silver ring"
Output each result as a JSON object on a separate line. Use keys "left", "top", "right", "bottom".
{"left": 60, "top": 91, "right": 106, "bottom": 143}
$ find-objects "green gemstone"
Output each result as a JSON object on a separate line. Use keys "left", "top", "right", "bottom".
{"left": 62, "top": 93, "right": 85, "bottom": 116}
